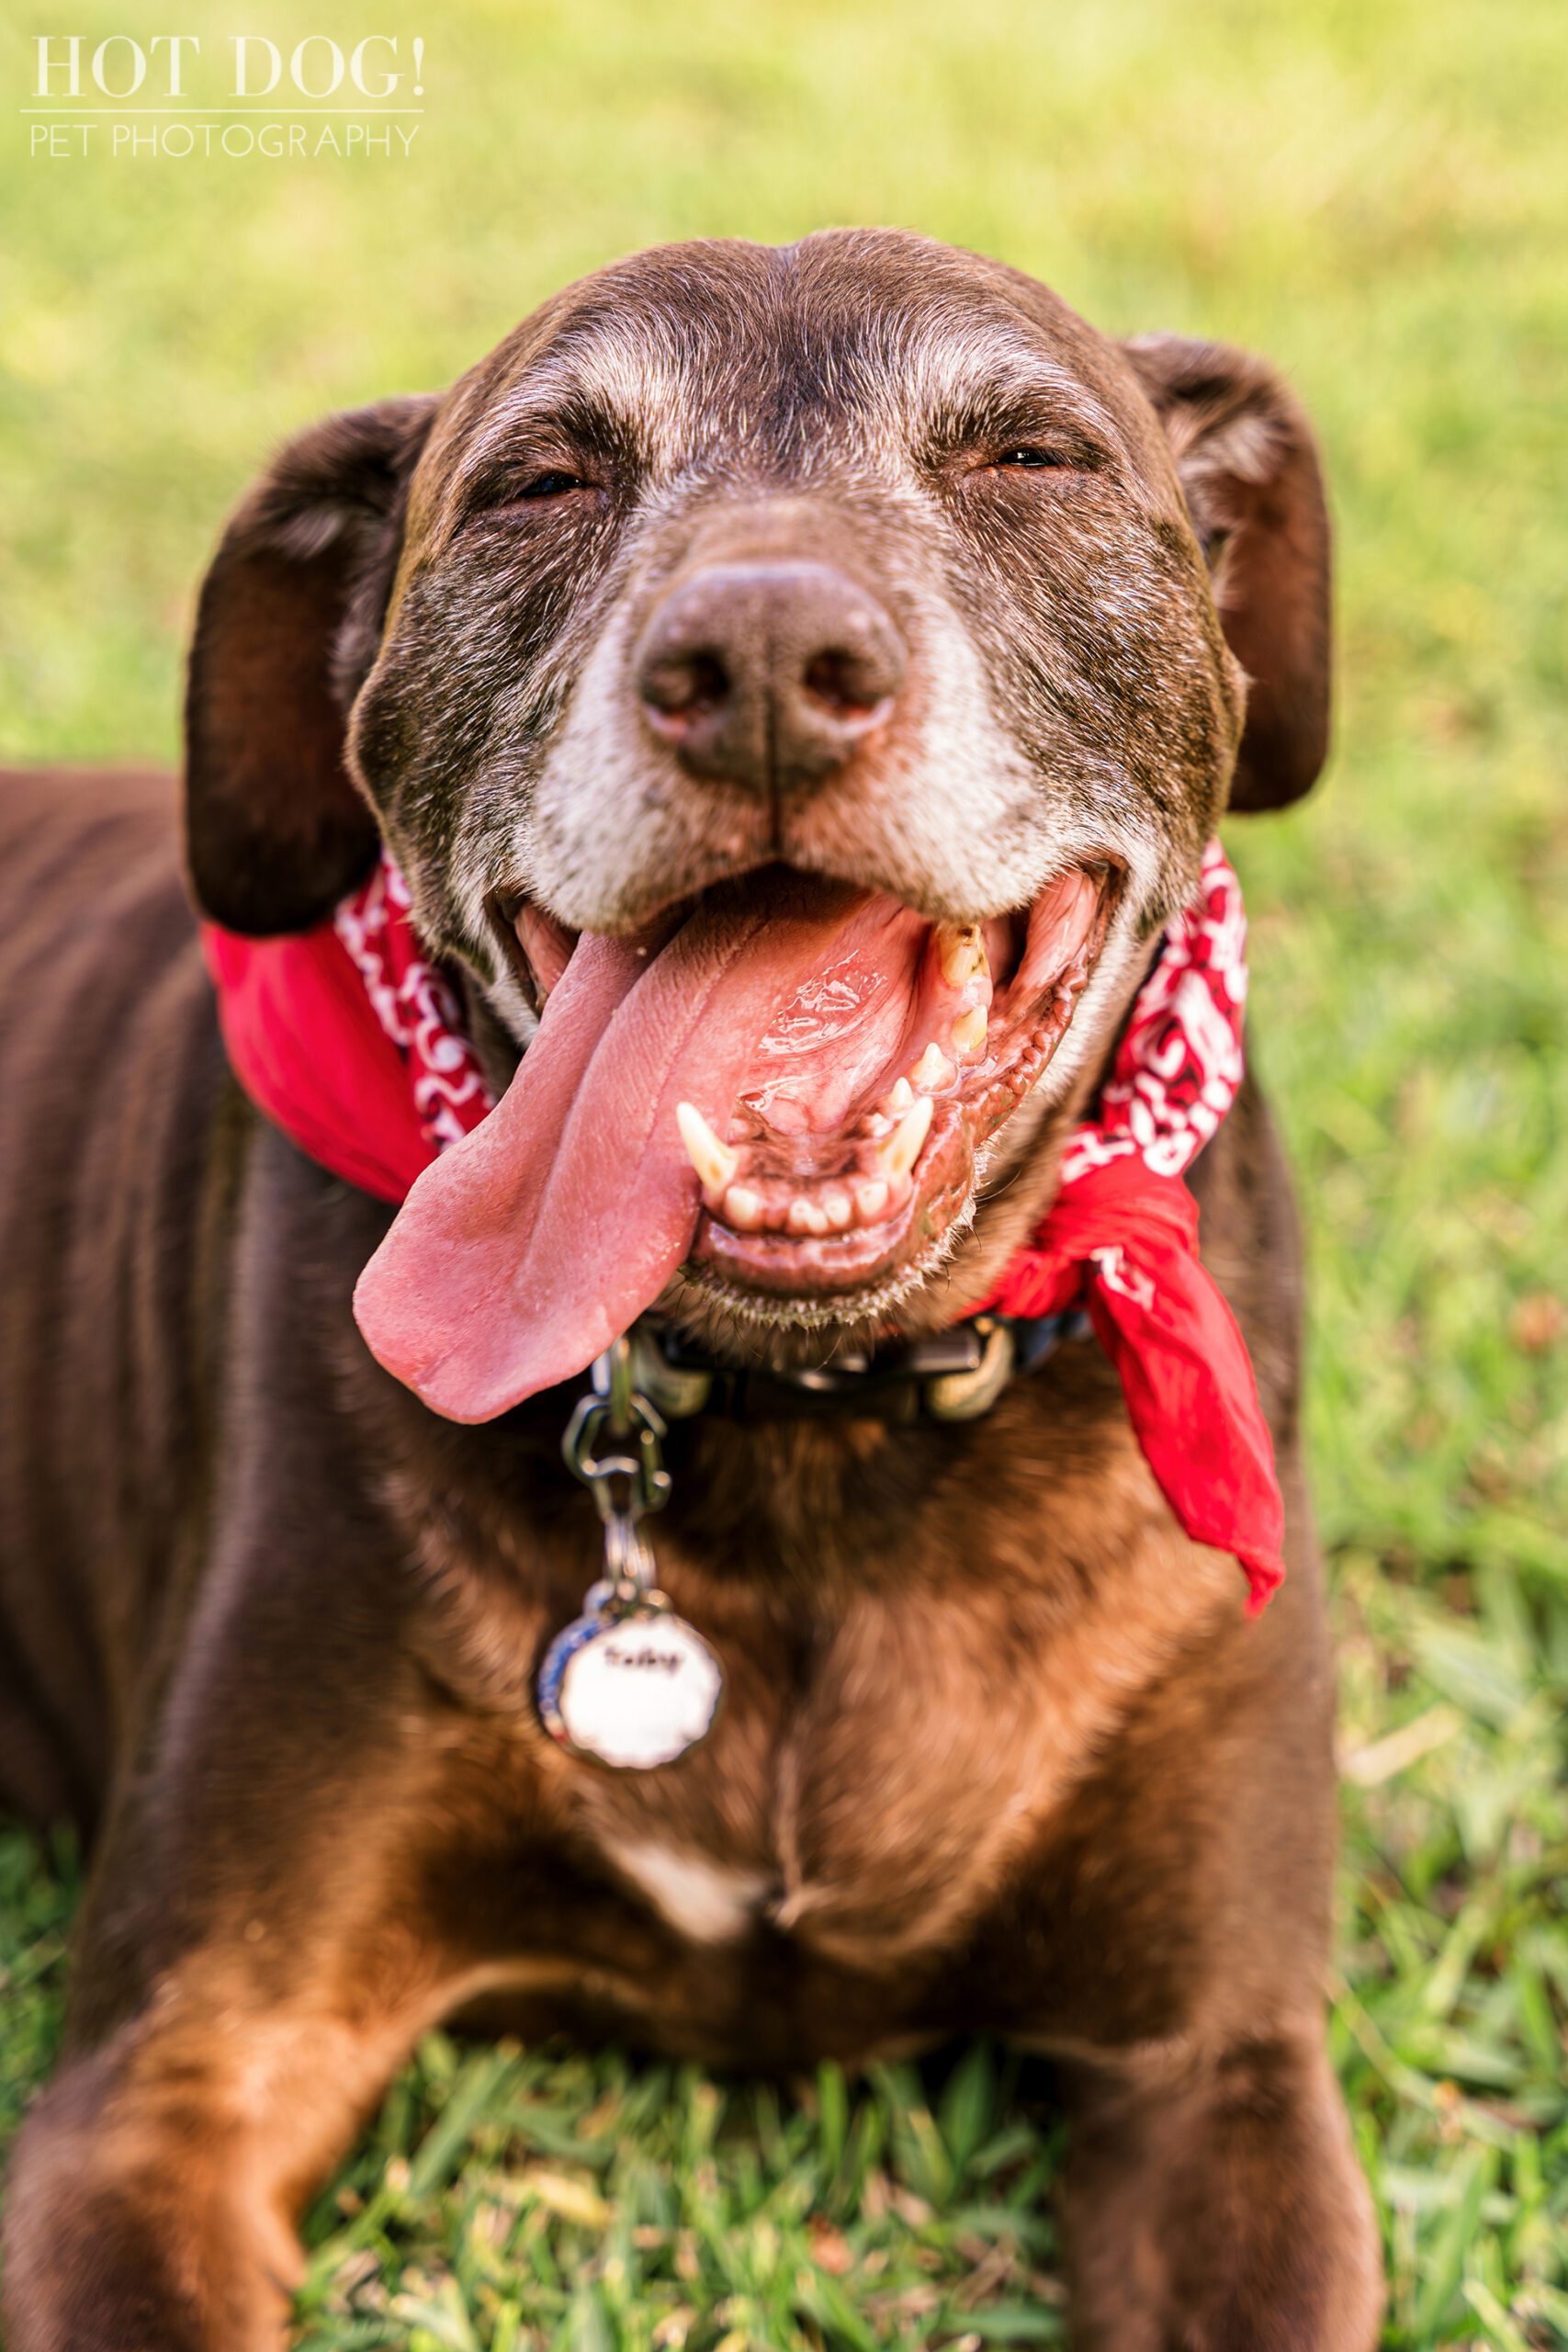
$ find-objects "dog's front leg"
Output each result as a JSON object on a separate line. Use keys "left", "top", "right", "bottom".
{"left": 0, "top": 1924, "right": 453, "bottom": 2352}
{"left": 1059, "top": 2026, "right": 1383, "bottom": 2351}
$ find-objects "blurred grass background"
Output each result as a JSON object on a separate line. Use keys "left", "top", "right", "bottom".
{"left": 2, "top": 0, "right": 1565, "bottom": 2343}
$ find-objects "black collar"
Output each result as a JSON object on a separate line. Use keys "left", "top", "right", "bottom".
{"left": 626, "top": 1309, "right": 1089, "bottom": 1427}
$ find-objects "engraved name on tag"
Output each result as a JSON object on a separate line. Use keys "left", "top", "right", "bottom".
{"left": 537, "top": 1601, "right": 723, "bottom": 1770}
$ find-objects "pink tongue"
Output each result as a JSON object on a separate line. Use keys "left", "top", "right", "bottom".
{"left": 353, "top": 876, "right": 866, "bottom": 1421}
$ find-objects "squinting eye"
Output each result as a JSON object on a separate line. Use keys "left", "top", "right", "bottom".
{"left": 998, "top": 447, "right": 1067, "bottom": 469}
{"left": 522, "top": 470, "right": 592, "bottom": 499}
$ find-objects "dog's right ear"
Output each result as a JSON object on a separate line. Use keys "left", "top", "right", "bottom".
{"left": 185, "top": 394, "right": 439, "bottom": 934}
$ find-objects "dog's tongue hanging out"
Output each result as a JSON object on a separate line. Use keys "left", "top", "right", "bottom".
{"left": 353, "top": 876, "right": 868, "bottom": 1422}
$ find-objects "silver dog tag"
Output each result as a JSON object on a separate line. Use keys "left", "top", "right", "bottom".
{"left": 537, "top": 1586, "right": 722, "bottom": 1770}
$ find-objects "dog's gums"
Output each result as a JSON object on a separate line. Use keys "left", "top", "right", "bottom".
{"left": 512, "top": 865, "right": 1109, "bottom": 1299}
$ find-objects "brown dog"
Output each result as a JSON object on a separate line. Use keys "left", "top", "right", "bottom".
{"left": 0, "top": 232, "right": 1382, "bottom": 2348}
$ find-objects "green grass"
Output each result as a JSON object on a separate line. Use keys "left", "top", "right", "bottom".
{"left": 2, "top": 0, "right": 1565, "bottom": 2342}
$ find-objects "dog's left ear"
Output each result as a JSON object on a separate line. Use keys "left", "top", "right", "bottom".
{"left": 185, "top": 393, "right": 439, "bottom": 933}
{"left": 1123, "top": 335, "right": 1331, "bottom": 811}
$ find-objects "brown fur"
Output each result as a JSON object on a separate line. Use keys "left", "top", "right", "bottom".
{"left": 1, "top": 232, "right": 1379, "bottom": 2349}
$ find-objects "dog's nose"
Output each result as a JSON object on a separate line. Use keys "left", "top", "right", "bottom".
{"left": 635, "top": 561, "right": 906, "bottom": 794}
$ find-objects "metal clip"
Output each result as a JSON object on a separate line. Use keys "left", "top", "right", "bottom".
{"left": 562, "top": 1338, "right": 673, "bottom": 1599}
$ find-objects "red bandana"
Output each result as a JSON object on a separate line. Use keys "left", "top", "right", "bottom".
{"left": 200, "top": 841, "right": 1283, "bottom": 1609}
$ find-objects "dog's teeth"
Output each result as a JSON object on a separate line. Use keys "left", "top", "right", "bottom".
{"left": 880, "top": 1093, "right": 933, "bottom": 1180}
{"left": 822, "top": 1186, "right": 853, "bottom": 1230}
{"left": 952, "top": 1005, "right": 988, "bottom": 1057}
{"left": 676, "top": 1102, "right": 739, "bottom": 1198}
{"left": 887, "top": 1075, "right": 914, "bottom": 1112}
{"left": 787, "top": 1195, "right": 830, "bottom": 1237}
{"left": 853, "top": 1177, "right": 890, "bottom": 1223}
{"left": 937, "top": 922, "right": 987, "bottom": 989}
{"left": 909, "top": 1044, "right": 955, "bottom": 1094}
{"left": 723, "top": 1183, "right": 763, "bottom": 1230}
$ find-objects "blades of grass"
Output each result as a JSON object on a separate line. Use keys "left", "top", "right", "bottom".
{"left": 375, "top": 2067, "right": 419, "bottom": 2161}
{"left": 295, "top": 2322, "right": 402, "bottom": 2351}
{"left": 525, "top": 2170, "right": 610, "bottom": 2230}
{"left": 637, "top": 2162, "right": 680, "bottom": 2237}
{"left": 826, "top": 2088, "right": 885, "bottom": 2223}
{"left": 944, "top": 2308, "right": 1063, "bottom": 2343}
{"left": 1515, "top": 2281, "right": 1568, "bottom": 2339}
{"left": 389, "top": 2290, "right": 480, "bottom": 2352}
{"left": 1510, "top": 1953, "right": 1564, "bottom": 2082}
{"left": 524, "top": 2200, "right": 564, "bottom": 2293}
{"left": 506, "top": 2099, "right": 618, "bottom": 2169}
{"left": 1330, "top": 1973, "right": 1522, "bottom": 2150}
{"left": 1415, "top": 1624, "right": 1529, "bottom": 1732}
{"left": 1000, "top": 2154, "right": 1058, "bottom": 2213}
{"left": 939, "top": 2043, "right": 997, "bottom": 2180}
{"left": 966, "top": 2123, "right": 1039, "bottom": 2183}
{"left": 1405, "top": 2028, "right": 1526, "bottom": 2092}
{"left": 1462, "top": 2276, "right": 1533, "bottom": 2352}
{"left": 680, "top": 2071, "right": 723, "bottom": 2171}
{"left": 868, "top": 2063, "right": 953, "bottom": 2208}
{"left": 791, "top": 2264, "right": 880, "bottom": 2352}
{"left": 489, "top": 2306, "right": 523, "bottom": 2352}
{"left": 817, "top": 2062, "right": 848, "bottom": 2184}
{"left": 1413, "top": 2145, "right": 1496, "bottom": 2341}
{"left": 301, "top": 2165, "right": 413, "bottom": 2277}
{"left": 566, "top": 2283, "right": 614, "bottom": 2352}
{"left": 751, "top": 2081, "right": 789, "bottom": 2180}
{"left": 1340, "top": 1702, "right": 1465, "bottom": 1785}
{"left": 947, "top": 2206, "right": 1054, "bottom": 2257}
{"left": 613, "top": 2065, "right": 673, "bottom": 2136}
{"left": 0, "top": 1832, "right": 73, "bottom": 2158}
{"left": 408, "top": 2049, "right": 523, "bottom": 2202}
{"left": 1420, "top": 1891, "right": 1496, "bottom": 2019}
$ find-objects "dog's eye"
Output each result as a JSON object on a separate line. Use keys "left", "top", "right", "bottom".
{"left": 521, "top": 470, "right": 592, "bottom": 500}
{"left": 997, "top": 447, "right": 1068, "bottom": 469}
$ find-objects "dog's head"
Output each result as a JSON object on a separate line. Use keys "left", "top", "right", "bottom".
{"left": 186, "top": 232, "right": 1329, "bottom": 1419}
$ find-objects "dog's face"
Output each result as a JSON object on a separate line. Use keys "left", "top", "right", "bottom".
{"left": 186, "top": 232, "right": 1329, "bottom": 1414}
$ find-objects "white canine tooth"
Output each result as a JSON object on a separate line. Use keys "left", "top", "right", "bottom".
{"left": 852, "top": 1178, "right": 890, "bottom": 1224}
{"left": 822, "top": 1186, "right": 853, "bottom": 1230}
{"left": 910, "top": 1043, "right": 955, "bottom": 1094}
{"left": 675, "top": 1101, "right": 739, "bottom": 1197}
{"left": 938, "top": 922, "right": 987, "bottom": 989}
{"left": 887, "top": 1076, "right": 915, "bottom": 1112}
{"left": 880, "top": 1092, "right": 933, "bottom": 1180}
{"left": 953, "top": 1005, "right": 988, "bottom": 1057}
{"left": 787, "top": 1195, "right": 830, "bottom": 1237}
{"left": 723, "top": 1183, "right": 763, "bottom": 1231}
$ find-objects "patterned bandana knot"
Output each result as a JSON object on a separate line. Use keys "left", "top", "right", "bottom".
{"left": 980, "top": 841, "right": 1282, "bottom": 1610}
{"left": 201, "top": 836, "right": 1285, "bottom": 1610}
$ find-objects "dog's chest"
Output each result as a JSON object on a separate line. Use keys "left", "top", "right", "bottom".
{"left": 558, "top": 1479, "right": 1235, "bottom": 1970}
{"left": 570, "top": 1578, "right": 1025, "bottom": 1964}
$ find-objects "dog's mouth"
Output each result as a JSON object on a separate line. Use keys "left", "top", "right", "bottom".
{"left": 353, "top": 862, "right": 1112, "bottom": 1422}
{"left": 632, "top": 868, "right": 1104, "bottom": 1302}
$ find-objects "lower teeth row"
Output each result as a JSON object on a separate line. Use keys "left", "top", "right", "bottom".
{"left": 720, "top": 1166, "right": 912, "bottom": 1237}
{"left": 675, "top": 968, "right": 1079, "bottom": 1243}
{"left": 676, "top": 1091, "right": 935, "bottom": 1238}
